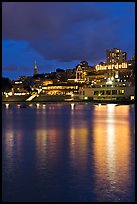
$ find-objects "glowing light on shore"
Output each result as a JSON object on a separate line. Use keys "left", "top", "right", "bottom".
{"left": 43, "top": 104, "right": 46, "bottom": 109}
{"left": 71, "top": 103, "right": 75, "bottom": 110}
{"left": 36, "top": 103, "right": 40, "bottom": 108}
{"left": 17, "top": 104, "right": 20, "bottom": 108}
{"left": 8, "top": 92, "right": 12, "bottom": 96}
{"left": 5, "top": 104, "right": 9, "bottom": 109}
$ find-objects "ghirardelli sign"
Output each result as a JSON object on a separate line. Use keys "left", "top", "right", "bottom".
{"left": 95, "top": 62, "right": 127, "bottom": 71}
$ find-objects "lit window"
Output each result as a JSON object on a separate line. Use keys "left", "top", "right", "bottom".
{"left": 130, "top": 96, "right": 134, "bottom": 100}
{"left": 119, "top": 90, "right": 124, "bottom": 94}
{"left": 84, "top": 97, "right": 88, "bottom": 100}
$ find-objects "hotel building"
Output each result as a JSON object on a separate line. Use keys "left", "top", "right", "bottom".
{"left": 106, "top": 48, "right": 127, "bottom": 64}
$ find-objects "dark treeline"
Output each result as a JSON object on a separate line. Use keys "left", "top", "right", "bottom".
{"left": 2, "top": 77, "right": 12, "bottom": 92}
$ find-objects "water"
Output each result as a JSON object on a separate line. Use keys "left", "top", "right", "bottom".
{"left": 2, "top": 103, "right": 135, "bottom": 202}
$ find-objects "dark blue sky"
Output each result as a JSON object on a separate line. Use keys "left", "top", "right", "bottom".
{"left": 2, "top": 2, "right": 135, "bottom": 79}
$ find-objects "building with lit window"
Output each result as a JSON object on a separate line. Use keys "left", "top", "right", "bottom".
{"left": 42, "top": 80, "right": 53, "bottom": 86}
{"left": 41, "top": 83, "right": 79, "bottom": 95}
{"left": 106, "top": 48, "right": 127, "bottom": 64}
{"left": 75, "top": 65, "right": 85, "bottom": 82}
{"left": 79, "top": 80, "right": 135, "bottom": 101}
{"left": 94, "top": 48, "right": 134, "bottom": 82}
{"left": 75, "top": 61, "right": 91, "bottom": 82}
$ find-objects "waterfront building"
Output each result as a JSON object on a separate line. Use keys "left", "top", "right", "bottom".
{"left": 79, "top": 80, "right": 135, "bottom": 101}
{"left": 41, "top": 83, "right": 79, "bottom": 95}
{"left": 9, "top": 80, "right": 29, "bottom": 96}
{"left": 87, "top": 74, "right": 106, "bottom": 84}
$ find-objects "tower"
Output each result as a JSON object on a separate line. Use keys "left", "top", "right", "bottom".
{"left": 34, "top": 61, "right": 38, "bottom": 75}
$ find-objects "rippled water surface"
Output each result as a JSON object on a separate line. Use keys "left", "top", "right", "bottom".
{"left": 2, "top": 103, "right": 135, "bottom": 202}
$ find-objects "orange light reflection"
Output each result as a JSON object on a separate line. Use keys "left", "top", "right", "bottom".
{"left": 93, "top": 105, "right": 131, "bottom": 199}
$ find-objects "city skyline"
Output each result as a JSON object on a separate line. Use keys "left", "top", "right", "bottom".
{"left": 2, "top": 2, "right": 135, "bottom": 79}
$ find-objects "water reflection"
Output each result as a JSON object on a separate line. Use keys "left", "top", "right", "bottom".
{"left": 36, "top": 129, "right": 47, "bottom": 171}
{"left": 69, "top": 104, "right": 94, "bottom": 194}
{"left": 2, "top": 104, "right": 135, "bottom": 202}
{"left": 70, "top": 103, "right": 75, "bottom": 110}
{"left": 5, "top": 131, "right": 14, "bottom": 174}
{"left": 17, "top": 104, "right": 20, "bottom": 108}
{"left": 69, "top": 127, "right": 88, "bottom": 169}
{"left": 3, "top": 108, "right": 23, "bottom": 179}
{"left": 106, "top": 104, "right": 116, "bottom": 184}
{"left": 5, "top": 104, "right": 9, "bottom": 109}
{"left": 93, "top": 105, "right": 133, "bottom": 201}
{"left": 42, "top": 104, "right": 46, "bottom": 109}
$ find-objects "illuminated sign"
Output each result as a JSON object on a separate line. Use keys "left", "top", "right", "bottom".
{"left": 95, "top": 62, "right": 127, "bottom": 71}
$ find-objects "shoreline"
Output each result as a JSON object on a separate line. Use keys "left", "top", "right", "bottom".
{"left": 2, "top": 99, "right": 135, "bottom": 105}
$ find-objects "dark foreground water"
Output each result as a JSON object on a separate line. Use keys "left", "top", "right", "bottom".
{"left": 2, "top": 103, "right": 135, "bottom": 202}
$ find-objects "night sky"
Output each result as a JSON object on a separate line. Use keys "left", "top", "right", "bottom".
{"left": 2, "top": 2, "right": 135, "bottom": 79}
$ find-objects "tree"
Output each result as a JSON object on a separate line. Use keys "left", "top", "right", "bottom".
{"left": 2, "top": 77, "right": 12, "bottom": 93}
{"left": 56, "top": 68, "right": 64, "bottom": 72}
{"left": 24, "top": 85, "right": 32, "bottom": 93}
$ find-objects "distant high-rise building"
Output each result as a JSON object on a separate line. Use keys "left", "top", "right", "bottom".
{"left": 122, "top": 52, "right": 127, "bottom": 62}
{"left": 132, "top": 54, "right": 135, "bottom": 61}
{"left": 34, "top": 61, "right": 38, "bottom": 75}
{"left": 106, "top": 48, "right": 127, "bottom": 64}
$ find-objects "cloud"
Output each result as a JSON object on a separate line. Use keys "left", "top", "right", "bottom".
{"left": 2, "top": 2, "right": 135, "bottom": 65}
{"left": 2, "top": 2, "right": 107, "bottom": 40}
{"left": 4, "top": 64, "right": 18, "bottom": 72}
{"left": 29, "top": 18, "right": 118, "bottom": 63}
